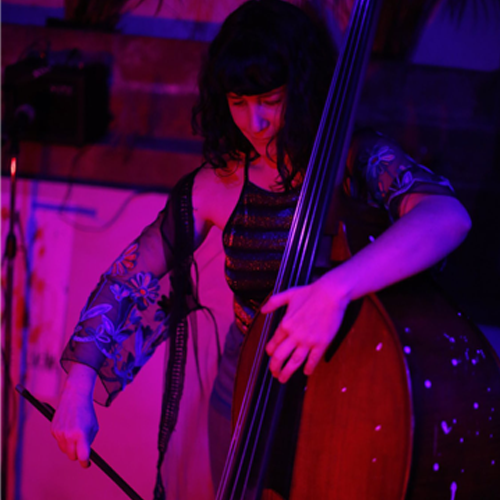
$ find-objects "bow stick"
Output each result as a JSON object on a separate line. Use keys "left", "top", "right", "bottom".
{"left": 15, "top": 384, "right": 144, "bottom": 500}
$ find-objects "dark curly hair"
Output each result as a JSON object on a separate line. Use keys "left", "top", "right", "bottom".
{"left": 192, "top": 0, "right": 336, "bottom": 191}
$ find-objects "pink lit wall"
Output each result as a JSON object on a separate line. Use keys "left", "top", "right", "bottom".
{"left": 1, "top": 177, "right": 233, "bottom": 499}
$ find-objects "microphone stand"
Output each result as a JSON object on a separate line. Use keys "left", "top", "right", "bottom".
{"left": 2, "top": 133, "right": 20, "bottom": 500}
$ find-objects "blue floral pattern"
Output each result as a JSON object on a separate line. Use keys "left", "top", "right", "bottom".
{"left": 108, "top": 243, "right": 139, "bottom": 276}
{"left": 61, "top": 216, "right": 173, "bottom": 406}
{"left": 345, "top": 130, "right": 454, "bottom": 219}
{"left": 129, "top": 272, "right": 160, "bottom": 310}
{"left": 110, "top": 283, "right": 131, "bottom": 302}
{"left": 364, "top": 143, "right": 396, "bottom": 201}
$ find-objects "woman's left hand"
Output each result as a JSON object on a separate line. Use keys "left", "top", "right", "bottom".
{"left": 262, "top": 276, "right": 350, "bottom": 383}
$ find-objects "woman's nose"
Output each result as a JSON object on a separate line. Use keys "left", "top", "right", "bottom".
{"left": 248, "top": 105, "right": 269, "bottom": 134}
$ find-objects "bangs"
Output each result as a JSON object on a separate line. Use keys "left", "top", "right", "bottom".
{"left": 214, "top": 39, "right": 287, "bottom": 96}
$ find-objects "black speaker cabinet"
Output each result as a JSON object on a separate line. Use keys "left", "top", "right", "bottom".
{"left": 4, "top": 56, "right": 111, "bottom": 146}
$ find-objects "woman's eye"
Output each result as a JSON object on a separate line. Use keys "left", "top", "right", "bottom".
{"left": 229, "top": 100, "right": 245, "bottom": 107}
{"left": 264, "top": 99, "right": 282, "bottom": 106}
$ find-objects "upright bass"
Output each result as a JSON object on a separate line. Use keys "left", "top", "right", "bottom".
{"left": 217, "top": 1, "right": 500, "bottom": 499}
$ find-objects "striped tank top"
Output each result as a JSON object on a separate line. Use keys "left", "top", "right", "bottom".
{"left": 222, "top": 166, "right": 300, "bottom": 334}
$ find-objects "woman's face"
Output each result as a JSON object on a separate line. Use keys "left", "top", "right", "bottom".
{"left": 226, "top": 86, "right": 286, "bottom": 161}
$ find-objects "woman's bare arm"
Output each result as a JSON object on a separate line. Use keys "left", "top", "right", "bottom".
{"left": 264, "top": 193, "right": 472, "bottom": 382}
{"left": 52, "top": 172, "right": 214, "bottom": 467}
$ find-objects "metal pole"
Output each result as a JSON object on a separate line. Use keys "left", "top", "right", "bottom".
{"left": 2, "top": 151, "right": 19, "bottom": 500}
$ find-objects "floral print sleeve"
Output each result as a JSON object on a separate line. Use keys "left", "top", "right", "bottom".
{"left": 344, "top": 129, "right": 455, "bottom": 220}
{"left": 61, "top": 209, "right": 173, "bottom": 406}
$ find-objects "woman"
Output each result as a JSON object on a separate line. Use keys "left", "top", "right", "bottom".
{"left": 51, "top": 0, "right": 471, "bottom": 498}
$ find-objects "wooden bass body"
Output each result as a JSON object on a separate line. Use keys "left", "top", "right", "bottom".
{"left": 234, "top": 273, "right": 500, "bottom": 499}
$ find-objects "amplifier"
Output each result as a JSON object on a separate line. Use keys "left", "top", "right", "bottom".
{"left": 4, "top": 55, "right": 111, "bottom": 146}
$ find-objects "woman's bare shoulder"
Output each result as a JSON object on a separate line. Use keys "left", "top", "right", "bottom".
{"left": 192, "top": 160, "right": 245, "bottom": 230}
{"left": 195, "top": 161, "right": 242, "bottom": 189}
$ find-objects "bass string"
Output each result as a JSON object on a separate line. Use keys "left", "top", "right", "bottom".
{"left": 223, "top": 4, "right": 370, "bottom": 496}
{"left": 231, "top": 367, "right": 277, "bottom": 499}
{"left": 216, "top": 313, "right": 276, "bottom": 498}
{"left": 226, "top": 81, "right": 346, "bottom": 499}
{"left": 235, "top": 1, "right": 377, "bottom": 495}
{"left": 277, "top": 0, "right": 368, "bottom": 291}
{"left": 217, "top": 1, "right": 380, "bottom": 496}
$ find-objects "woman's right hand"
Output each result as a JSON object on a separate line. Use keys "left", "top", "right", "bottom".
{"left": 51, "top": 364, "right": 99, "bottom": 468}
